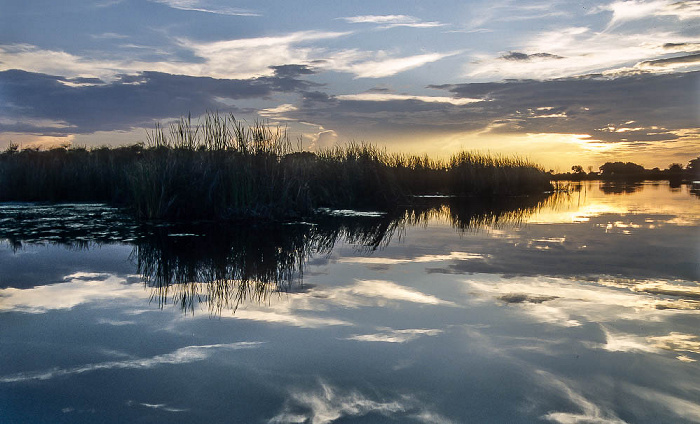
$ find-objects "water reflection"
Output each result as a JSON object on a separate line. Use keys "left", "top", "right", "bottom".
{"left": 1, "top": 182, "right": 699, "bottom": 424}
{"left": 135, "top": 194, "right": 552, "bottom": 314}
{"left": 600, "top": 180, "right": 644, "bottom": 194}
{"left": 1, "top": 186, "right": 694, "bottom": 315}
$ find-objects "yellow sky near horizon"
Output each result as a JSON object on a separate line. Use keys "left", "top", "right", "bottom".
{"left": 2, "top": 128, "right": 698, "bottom": 173}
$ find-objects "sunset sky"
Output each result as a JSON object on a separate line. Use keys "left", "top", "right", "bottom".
{"left": 1, "top": 0, "right": 698, "bottom": 170}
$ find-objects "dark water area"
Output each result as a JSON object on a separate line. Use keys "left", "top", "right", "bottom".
{"left": 1, "top": 182, "right": 698, "bottom": 423}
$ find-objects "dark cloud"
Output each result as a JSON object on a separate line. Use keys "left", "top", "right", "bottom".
{"left": 269, "top": 64, "right": 316, "bottom": 78}
{"left": 664, "top": 42, "right": 691, "bottom": 49}
{"left": 284, "top": 71, "right": 698, "bottom": 144}
{"left": 498, "top": 294, "right": 559, "bottom": 304}
{"left": 300, "top": 90, "right": 336, "bottom": 108}
{"left": 368, "top": 87, "right": 391, "bottom": 93}
{"left": 639, "top": 53, "right": 700, "bottom": 67}
{"left": 500, "top": 51, "right": 563, "bottom": 61}
{"left": 0, "top": 68, "right": 316, "bottom": 134}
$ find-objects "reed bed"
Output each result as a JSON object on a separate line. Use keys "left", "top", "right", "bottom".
{"left": 0, "top": 112, "right": 552, "bottom": 220}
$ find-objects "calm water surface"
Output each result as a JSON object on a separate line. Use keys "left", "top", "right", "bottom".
{"left": 1, "top": 181, "right": 699, "bottom": 423}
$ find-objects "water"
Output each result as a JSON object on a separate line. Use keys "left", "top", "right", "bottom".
{"left": 1, "top": 182, "right": 698, "bottom": 423}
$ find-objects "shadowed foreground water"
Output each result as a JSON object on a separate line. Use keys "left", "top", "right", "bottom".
{"left": 0, "top": 181, "right": 698, "bottom": 423}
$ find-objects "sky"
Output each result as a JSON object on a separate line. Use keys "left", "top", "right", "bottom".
{"left": 0, "top": 0, "right": 698, "bottom": 170}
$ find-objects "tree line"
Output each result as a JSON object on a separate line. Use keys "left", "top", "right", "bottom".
{"left": 552, "top": 156, "right": 700, "bottom": 181}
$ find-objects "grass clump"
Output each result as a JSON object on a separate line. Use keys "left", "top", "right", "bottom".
{"left": 0, "top": 112, "right": 552, "bottom": 220}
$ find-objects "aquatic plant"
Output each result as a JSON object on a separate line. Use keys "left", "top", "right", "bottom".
{"left": 0, "top": 112, "right": 553, "bottom": 220}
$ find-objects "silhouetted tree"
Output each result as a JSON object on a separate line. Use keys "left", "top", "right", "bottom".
{"left": 599, "top": 161, "right": 645, "bottom": 177}
{"left": 668, "top": 163, "right": 683, "bottom": 172}
{"left": 686, "top": 157, "right": 700, "bottom": 178}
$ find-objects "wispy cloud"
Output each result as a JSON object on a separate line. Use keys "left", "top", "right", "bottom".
{"left": 268, "top": 381, "right": 455, "bottom": 424}
{"left": 465, "top": 275, "right": 684, "bottom": 328}
{"left": 229, "top": 309, "right": 352, "bottom": 328}
{"left": 638, "top": 52, "right": 700, "bottom": 70}
{"left": 179, "top": 30, "right": 349, "bottom": 79}
{"left": 536, "top": 370, "right": 628, "bottom": 424}
{"left": 335, "top": 93, "right": 481, "bottom": 106}
{"left": 90, "top": 32, "right": 129, "bottom": 40}
{"left": 340, "top": 14, "right": 445, "bottom": 29}
{"left": 602, "top": 0, "right": 700, "bottom": 28}
{"left": 337, "top": 280, "right": 456, "bottom": 307}
{"left": 648, "top": 332, "right": 700, "bottom": 356}
{"left": 0, "top": 31, "right": 347, "bottom": 80}
{"left": 323, "top": 50, "right": 459, "bottom": 78}
{"left": 268, "top": 382, "right": 405, "bottom": 424}
{"left": 0, "top": 342, "right": 262, "bottom": 383}
{"left": 0, "top": 272, "right": 142, "bottom": 313}
{"left": 625, "top": 384, "right": 700, "bottom": 422}
{"left": 596, "top": 326, "right": 659, "bottom": 353}
{"left": 127, "top": 401, "right": 188, "bottom": 413}
{"left": 467, "top": 27, "right": 700, "bottom": 79}
{"left": 343, "top": 328, "right": 443, "bottom": 343}
{"left": 460, "top": 0, "right": 570, "bottom": 30}
{"left": 149, "top": 0, "right": 260, "bottom": 16}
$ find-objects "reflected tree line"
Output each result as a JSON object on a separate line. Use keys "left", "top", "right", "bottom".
{"left": 136, "top": 194, "right": 555, "bottom": 314}
{"left": 1, "top": 195, "right": 554, "bottom": 314}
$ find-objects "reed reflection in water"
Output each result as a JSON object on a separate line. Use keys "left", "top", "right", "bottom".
{"left": 134, "top": 194, "right": 554, "bottom": 314}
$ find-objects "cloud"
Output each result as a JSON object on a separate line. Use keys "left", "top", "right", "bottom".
{"left": 648, "top": 332, "right": 700, "bottom": 356}
{"left": 2, "top": 31, "right": 454, "bottom": 84}
{"left": 268, "top": 383, "right": 404, "bottom": 424}
{"left": 536, "top": 370, "right": 628, "bottom": 424}
{"left": 335, "top": 93, "right": 481, "bottom": 105}
{"left": 343, "top": 328, "right": 443, "bottom": 343}
{"left": 463, "top": 274, "right": 698, "bottom": 329}
{"left": 259, "top": 104, "right": 299, "bottom": 119}
{"left": 436, "top": 71, "right": 698, "bottom": 143}
{"left": 179, "top": 30, "right": 349, "bottom": 79}
{"left": 604, "top": 0, "right": 671, "bottom": 26}
{"left": 339, "top": 15, "right": 445, "bottom": 29}
{"left": 309, "top": 129, "right": 338, "bottom": 151}
{"left": 626, "top": 385, "right": 700, "bottom": 422}
{"left": 0, "top": 272, "right": 143, "bottom": 313}
{"left": 90, "top": 32, "right": 129, "bottom": 40}
{"left": 268, "top": 381, "right": 455, "bottom": 424}
{"left": 338, "top": 280, "right": 455, "bottom": 306}
{"left": 148, "top": 0, "right": 260, "bottom": 16}
{"left": 663, "top": 42, "right": 700, "bottom": 50}
{"left": 281, "top": 279, "right": 457, "bottom": 311}
{"left": 596, "top": 326, "right": 659, "bottom": 353}
{"left": 0, "top": 342, "right": 262, "bottom": 383}
{"left": 228, "top": 309, "right": 352, "bottom": 328}
{"left": 467, "top": 25, "right": 700, "bottom": 80}
{"left": 0, "top": 68, "right": 314, "bottom": 135}
{"left": 127, "top": 401, "right": 188, "bottom": 413}
{"left": 459, "top": 0, "right": 570, "bottom": 30}
{"left": 0, "top": 31, "right": 346, "bottom": 81}
{"left": 337, "top": 251, "right": 486, "bottom": 266}
{"left": 286, "top": 71, "right": 698, "bottom": 151}
{"left": 0, "top": 44, "right": 125, "bottom": 81}
{"left": 321, "top": 50, "right": 459, "bottom": 78}
{"left": 500, "top": 51, "right": 564, "bottom": 61}
{"left": 638, "top": 53, "right": 700, "bottom": 69}
{"left": 603, "top": 0, "right": 700, "bottom": 27}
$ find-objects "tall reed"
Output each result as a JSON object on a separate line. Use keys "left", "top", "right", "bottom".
{"left": 0, "top": 112, "right": 552, "bottom": 220}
